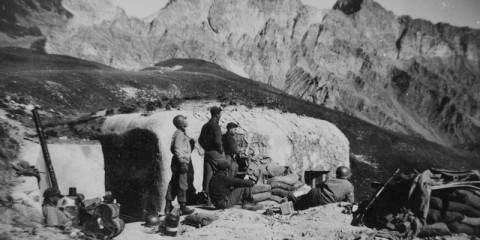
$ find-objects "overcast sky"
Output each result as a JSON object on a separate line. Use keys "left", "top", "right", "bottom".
{"left": 110, "top": 0, "right": 480, "bottom": 29}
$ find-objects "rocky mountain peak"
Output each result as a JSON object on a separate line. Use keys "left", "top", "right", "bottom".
{"left": 62, "top": 0, "right": 125, "bottom": 26}
{"left": 0, "top": 0, "right": 479, "bottom": 149}
{"left": 333, "top": 0, "right": 363, "bottom": 15}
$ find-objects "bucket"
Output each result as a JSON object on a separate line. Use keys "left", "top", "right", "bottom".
{"left": 165, "top": 209, "right": 180, "bottom": 237}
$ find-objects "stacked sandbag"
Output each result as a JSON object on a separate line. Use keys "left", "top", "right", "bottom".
{"left": 268, "top": 173, "right": 304, "bottom": 200}
{"left": 248, "top": 160, "right": 292, "bottom": 185}
{"left": 251, "top": 173, "right": 309, "bottom": 205}
{"left": 252, "top": 184, "right": 272, "bottom": 202}
{"left": 423, "top": 190, "right": 480, "bottom": 237}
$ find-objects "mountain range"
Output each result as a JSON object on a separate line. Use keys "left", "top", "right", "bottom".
{"left": 0, "top": 0, "right": 479, "bottom": 150}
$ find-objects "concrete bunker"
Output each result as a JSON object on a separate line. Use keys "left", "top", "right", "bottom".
{"left": 100, "top": 104, "right": 351, "bottom": 217}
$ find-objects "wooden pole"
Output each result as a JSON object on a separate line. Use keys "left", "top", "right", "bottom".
{"left": 32, "top": 107, "right": 58, "bottom": 190}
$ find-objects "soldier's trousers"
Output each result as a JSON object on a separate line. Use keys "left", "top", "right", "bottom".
{"left": 293, "top": 188, "right": 327, "bottom": 210}
{"left": 213, "top": 187, "right": 253, "bottom": 209}
{"left": 166, "top": 160, "right": 193, "bottom": 203}
{"left": 202, "top": 151, "right": 223, "bottom": 194}
{"left": 225, "top": 155, "right": 239, "bottom": 178}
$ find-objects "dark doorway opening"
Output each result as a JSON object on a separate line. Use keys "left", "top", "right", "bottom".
{"left": 100, "top": 129, "right": 163, "bottom": 223}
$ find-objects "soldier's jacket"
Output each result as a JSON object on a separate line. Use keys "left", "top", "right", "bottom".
{"left": 222, "top": 132, "right": 239, "bottom": 156}
{"left": 209, "top": 171, "right": 254, "bottom": 201}
{"left": 42, "top": 203, "right": 72, "bottom": 227}
{"left": 170, "top": 129, "right": 192, "bottom": 164}
{"left": 318, "top": 178, "right": 354, "bottom": 204}
{"left": 199, "top": 118, "right": 223, "bottom": 154}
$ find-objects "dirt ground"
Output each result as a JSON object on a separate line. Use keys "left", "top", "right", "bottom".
{"left": 116, "top": 204, "right": 373, "bottom": 240}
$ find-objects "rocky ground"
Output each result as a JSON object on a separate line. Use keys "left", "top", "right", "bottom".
{"left": 118, "top": 204, "right": 373, "bottom": 240}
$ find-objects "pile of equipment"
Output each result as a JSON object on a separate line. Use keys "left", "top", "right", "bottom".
{"left": 81, "top": 193, "right": 125, "bottom": 239}
{"left": 356, "top": 168, "right": 480, "bottom": 239}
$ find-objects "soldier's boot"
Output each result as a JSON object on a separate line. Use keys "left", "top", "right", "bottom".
{"left": 180, "top": 203, "right": 195, "bottom": 215}
{"left": 164, "top": 200, "right": 173, "bottom": 215}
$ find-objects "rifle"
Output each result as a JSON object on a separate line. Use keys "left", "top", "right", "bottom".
{"left": 352, "top": 168, "right": 400, "bottom": 226}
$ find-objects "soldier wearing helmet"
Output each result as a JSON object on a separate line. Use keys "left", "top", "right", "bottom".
{"left": 165, "top": 115, "right": 195, "bottom": 215}
{"left": 292, "top": 166, "right": 354, "bottom": 210}
{"left": 42, "top": 188, "right": 73, "bottom": 227}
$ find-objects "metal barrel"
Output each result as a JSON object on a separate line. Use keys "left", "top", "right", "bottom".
{"left": 165, "top": 211, "right": 180, "bottom": 237}
{"left": 32, "top": 107, "right": 58, "bottom": 189}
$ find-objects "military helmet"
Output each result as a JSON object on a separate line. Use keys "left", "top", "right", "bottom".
{"left": 172, "top": 115, "right": 187, "bottom": 128}
{"left": 143, "top": 214, "right": 161, "bottom": 227}
{"left": 336, "top": 166, "right": 351, "bottom": 179}
{"left": 43, "top": 188, "right": 62, "bottom": 198}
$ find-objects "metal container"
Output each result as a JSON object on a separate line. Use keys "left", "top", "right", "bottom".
{"left": 280, "top": 201, "right": 294, "bottom": 215}
{"left": 165, "top": 208, "right": 181, "bottom": 237}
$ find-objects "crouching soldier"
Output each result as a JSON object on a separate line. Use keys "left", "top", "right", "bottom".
{"left": 165, "top": 115, "right": 195, "bottom": 216}
{"left": 293, "top": 166, "right": 354, "bottom": 210}
{"left": 209, "top": 160, "right": 260, "bottom": 210}
{"left": 42, "top": 188, "right": 73, "bottom": 228}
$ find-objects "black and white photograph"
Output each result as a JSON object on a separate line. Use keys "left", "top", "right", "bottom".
{"left": 0, "top": 0, "right": 479, "bottom": 239}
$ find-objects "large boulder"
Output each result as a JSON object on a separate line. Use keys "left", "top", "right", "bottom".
{"left": 101, "top": 104, "right": 349, "bottom": 212}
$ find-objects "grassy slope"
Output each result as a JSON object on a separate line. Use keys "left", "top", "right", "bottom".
{"left": 1, "top": 47, "right": 479, "bottom": 199}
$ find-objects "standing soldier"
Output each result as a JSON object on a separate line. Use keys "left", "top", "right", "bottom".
{"left": 165, "top": 115, "right": 195, "bottom": 215}
{"left": 222, "top": 122, "right": 240, "bottom": 177}
{"left": 199, "top": 106, "right": 224, "bottom": 206}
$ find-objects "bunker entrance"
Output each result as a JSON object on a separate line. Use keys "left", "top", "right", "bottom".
{"left": 100, "top": 129, "right": 163, "bottom": 223}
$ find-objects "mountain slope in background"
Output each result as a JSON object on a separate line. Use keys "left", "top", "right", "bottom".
{"left": 0, "top": 0, "right": 479, "bottom": 150}
{"left": 1, "top": 47, "right": 479, "bottom": 199}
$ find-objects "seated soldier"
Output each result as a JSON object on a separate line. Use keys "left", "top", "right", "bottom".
{"left": 292, "top": 166, "right": 354, "bottom": 210}
{"left": 42, "top": 188, "right": 73, "bottom": 228}
{"left": 222, "top": 122, "right": 240, "bottom": 177}
{"left": 209, "top": 160, "right": 260, "bottom": 210}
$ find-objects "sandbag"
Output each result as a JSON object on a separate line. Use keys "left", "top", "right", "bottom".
{"left": 252, "top": 184, "right": 271, "bottom": 194}
{"left": 417, "top": 222, "right": 451, "bottom": 238}
{"left": 270, "top": 181, "right": 295, "bottom": 191}
{"left": 293, "top": 181, "right": 305, "bottom": 189}
{"left": 265, "top": 162, "right": 290, "bottom": 177}
{"left": 427, "top": 209, "right": 464, "bottom": 224}
{"left": 183, "top": 213, "right": 219, "bottom": 227}
{"left": 269, "top": 195, "right": 284, "bottom": 203}
{"left": 268, "top": 174, "right": 299, "bottom": 185}
{"left": 252, "top": 192, "right": 271, "bottom": 202}
{"left": 271, "top": 188, "right": 290, "bottom": 198}
{"left": 429, "top": 197, "right": 443, "bottom": 210}
{"left": 430, "top": 197, "right": 480, "bottom": 217}
{"left": 450, "top": 189, "right": 480, "bottom": 209}
{"left": 447, "top": 222, "right": 474, "bottom": 235}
